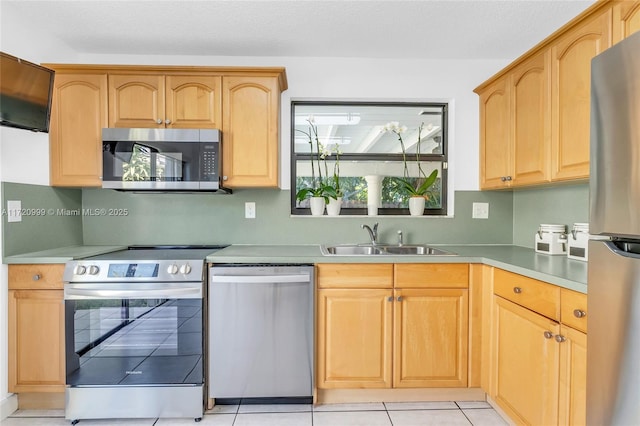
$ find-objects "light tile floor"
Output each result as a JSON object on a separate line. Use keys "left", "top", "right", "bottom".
{"left": 3, "top": 401, "right": 509, "bottom": 425}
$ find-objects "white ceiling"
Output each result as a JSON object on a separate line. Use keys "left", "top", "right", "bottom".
{"left": 2, "top": 0, "right": 597, "bottom": 60}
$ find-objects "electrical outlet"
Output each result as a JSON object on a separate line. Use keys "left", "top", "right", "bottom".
{"left": 245, "top": 202, "right": 256, "bottom": 219}
{"left": 472, "top": 202, "right": 489, "bottom": 219}
{"left": 7, "top": 200, "right": 22, "bottom": 222}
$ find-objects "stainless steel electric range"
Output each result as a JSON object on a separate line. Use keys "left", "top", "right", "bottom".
{"left": 62, "top": 245, "right": 225, "bottom": 424}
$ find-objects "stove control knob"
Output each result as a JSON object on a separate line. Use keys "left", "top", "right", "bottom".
{"left": 74, "top": 265, "right": 87, "bottom": 275}
{"left": 88, "top": 265, "right": 100, "bottom": 275}
{"left": 179, "top": 264, "right": 192, "bottom": 274}
{"left": 167, "top": 264, "right": 179, "bottom": 275}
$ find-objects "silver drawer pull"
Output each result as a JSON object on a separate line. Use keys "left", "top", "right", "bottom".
{"left": 32, "top": 274, "right": 41, "bottom": 281}
{"left": 573, "top": 309, "right": 586, "bottom": 318}
{"left": 513, "top": 287, "right": 522, "bottom": 294}
{"left": 543, "top": 331, "right": 554, "bottom": 339}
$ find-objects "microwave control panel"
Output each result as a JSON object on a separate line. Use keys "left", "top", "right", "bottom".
{"left": 201, "top": 143, "right": 219, "bottom": 182}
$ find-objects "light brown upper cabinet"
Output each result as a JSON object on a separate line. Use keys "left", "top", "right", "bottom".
{"left": 612, "top": 0, "right": 640, "bottom": 44}
{"left": 108, "top": 74, "right": 222, "bottom": 129}
{"left": 550, "top": 9, "right": 611, "bottom": 181}
{"left": 49, "top": 72, "right": 107, "bottom": 187}
{"left": 222, "top": 76, "right": 281, "bottom": 187}
{"left": 475, "top": 1, "right": 615, "bottom": 189}
{"left": 478, "top": 51, "right": 550, "bottom": 189}
{"left": 478, "top": 76, "right": 511, "bottom": 189}
{"left": 45, "top": 65, "right": 287, "bottom": 188}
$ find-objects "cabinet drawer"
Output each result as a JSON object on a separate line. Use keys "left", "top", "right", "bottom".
{"left": 494, "top": 269, "right": 560, "bottom": 320}
{"left": 317, "top": 264, "right": 393, "bottom": 288}
{"left": 8, "top": 264, "right": 64, "bottom": 290}
{"left": 560, "top": 289, "right": 588, "bottom": 333}
{"left": 394, "top": 264, "right": 469, "bottom": 288}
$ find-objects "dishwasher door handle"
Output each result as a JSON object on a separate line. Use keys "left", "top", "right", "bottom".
{"left": 210, "top": 274, "right": 310, "bottom": 284}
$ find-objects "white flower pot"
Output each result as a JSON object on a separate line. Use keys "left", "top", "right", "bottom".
{"left": 326, "top": 197, "right": 342, "bottom": 216}
{"left": 408, "top": 196, "right": 426, "bottom": 216}
{"left": 309, "top": 196, "right": 326, "bottom": 216}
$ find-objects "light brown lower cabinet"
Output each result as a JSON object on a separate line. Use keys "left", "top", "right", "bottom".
{"left": 490, "top": 272, "right": 587, "bottom": 426}
{"left": 492, "top": 296, "right": 561, "bottom": 425}
{"left": 316, "top": 263, "right": 469, "bottom": 390}
{"left": 558, "top": 325, "right": 587, "bottom": 426}
{"left": 8, "top": 264, "right": 65, "bottom": 393}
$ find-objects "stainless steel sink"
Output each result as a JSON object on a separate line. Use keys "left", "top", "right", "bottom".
{"left": 323, "top": 245, "right": 383, "bottom": 255}
{"left": 378, "top": 245, "right": 453, "bottom": 255}
{"left": 320, "top": 244, "right": 455, "bottom": 256}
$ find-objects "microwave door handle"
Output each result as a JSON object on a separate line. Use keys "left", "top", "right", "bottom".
{"left": 64, "top": 286, "right": 201, "bottom": 300}
{"left": 209, "top": 274, "right": 310, "bottom": 284}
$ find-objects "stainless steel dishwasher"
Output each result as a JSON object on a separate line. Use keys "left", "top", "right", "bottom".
{"left": 208, "top": 265, "right": 314, "bottom": 402}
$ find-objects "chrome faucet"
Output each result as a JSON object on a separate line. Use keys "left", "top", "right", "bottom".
{"left": 362, "top": 223, "right": 379, "bottom": 245}
{"left": 397, "top": 230, "right": 404, "bottom": 246}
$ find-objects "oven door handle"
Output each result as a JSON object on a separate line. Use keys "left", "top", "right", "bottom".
{"left": 64, "top": 284, "right": 202, "bottom": 300}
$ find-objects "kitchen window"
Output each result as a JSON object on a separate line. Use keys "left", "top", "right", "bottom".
{"left": 291, "top": 101, "right": 448, "bottom": 215}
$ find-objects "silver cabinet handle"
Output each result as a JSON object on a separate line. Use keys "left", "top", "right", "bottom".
{"left": 506, "top": 176, "right": 513, "bottom": 181}
{"left": 513, "top": 287, "right": 522, "bottom": 294}
{"left": 544, "top": 331, "right": 554, "bottom": 339}
{"left": 573, "top": 309, "right": 586, "bottom": 318}
{"left": 397, "top": 296, "right": 403, "bottom": 302}
{"left": 32, "top": 274, "right": 41, "bottom": 281}
{"left": 501, "top": 176, "right": 507, "bottom": 182}
{"left": 156, "top": 119, "right": 163, "bottom": 124}
{"left": 165, "top": 119, "right": 171, "bottom": 125}
{"left": 555, "top": 334, "right": 566, "bottom": 343}
{"left": 387, "top": 296, "right": 393, "bottom": 302}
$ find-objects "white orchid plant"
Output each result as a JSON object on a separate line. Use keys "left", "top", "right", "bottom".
{"left": 295, "top": 116, "right": 341, "bottom": 203}
{"left": 382, "top": 121, "right": 438, "bottom": 198}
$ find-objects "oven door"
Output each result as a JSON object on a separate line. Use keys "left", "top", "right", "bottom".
{"left": 64, "top": 282, "right": 204, "bottom": 388}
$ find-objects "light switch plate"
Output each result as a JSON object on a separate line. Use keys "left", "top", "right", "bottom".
{"left": 472, "top": 202, "right": 489, "bottom": 219}
{"left": 245, "top": 202, "right": 256, "bottom": 219}
{"left": 7, "top": 200, "right": 22, "bottom": 222}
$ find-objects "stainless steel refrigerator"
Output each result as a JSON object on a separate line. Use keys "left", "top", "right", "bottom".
{"left": 588, "top": 30, "right": 640, "bottom": 426}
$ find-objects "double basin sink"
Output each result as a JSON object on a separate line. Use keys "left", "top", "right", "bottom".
{"left": 321, "top": 244, "right": 455, "bottom": 256}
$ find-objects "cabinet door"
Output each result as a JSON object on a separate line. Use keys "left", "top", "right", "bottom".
{"left": 8, "top": 290, "right": 65, "bottom": 393}
{"left": 479, "top": 76, "right": 511, "bottom": 189}
{"left": 550, "top": 10, "right": 611, "bottom": 181}
{"left": 165, "top": 75, "right": 222, "bottom": 129}
{"left": 108, "top": 74, "right": 165, "bottom": 128}
{"left": 222, "top": 76, "right": 280, "bottom": 187}
{"left": 49, "top": 73, "right": 107, "bottom": 187}
{"left": 316, "top": 288, "right": 393, "bottom": 389}
{"left": 558, "top": 326, "right": 587, "bottom": 426}
{"left": 492, "top": 296, "right": 560, "bottom": 426}
{"left": 511, "top": 50, "right": 551, "bottom": 186}
{"left": 612, "top": 1, "right": 640, "bottom": 44}
{"left": 393, "top": 288, "right": 468, "bottom": 388}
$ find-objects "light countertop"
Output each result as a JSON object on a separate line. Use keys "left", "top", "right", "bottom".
{"left": 3, "top": 245, "right": 126, "bottom": 264}
{"left": 206, "top": 244, "right": 588, "bottom": 293}
{"left": 3, "top": 243, "right": 588, "bottom": 293}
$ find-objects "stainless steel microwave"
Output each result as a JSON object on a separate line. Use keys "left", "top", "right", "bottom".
{"left": 102, "top": 128, "right": 227, "bottom": 192}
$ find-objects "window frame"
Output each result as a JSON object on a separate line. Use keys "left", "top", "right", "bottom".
{"left": 290, "top": 100, "right": 449, "bottom": 216}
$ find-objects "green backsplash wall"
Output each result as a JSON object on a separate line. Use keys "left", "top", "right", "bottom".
{"left": 2, "top": 182, "right": 83, "bottom": 257}
{"left": 512, "top": 183, "right": 589, "bottom": 248}
{"left": 1, "top": 183, "right": 590, "bottom": 253}
{"left": 81, "top": 189, "right": 514, "bottom": 246}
